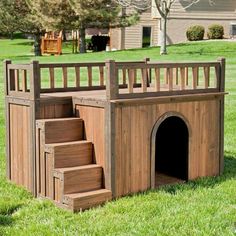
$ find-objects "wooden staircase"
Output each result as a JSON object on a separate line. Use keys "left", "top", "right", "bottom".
{"left": 36, "top": 117, "right": 112, "bottom": 212}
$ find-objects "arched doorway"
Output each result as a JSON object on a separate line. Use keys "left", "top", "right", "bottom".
{"left": 152, "top": 114, "right": 189, "bottom": 187}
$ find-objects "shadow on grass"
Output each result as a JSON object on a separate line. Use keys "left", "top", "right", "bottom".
{"left": 11, "top": 41, "right": 34, "bottom": 46}
{"left": 0, "top": 203, "right": 22, "bottom": 227}
{"left": 0, "top": 214, "right": 13, "bottom": 226}
{"left": 156, "top": 154, "right": 236, "bottom": 195}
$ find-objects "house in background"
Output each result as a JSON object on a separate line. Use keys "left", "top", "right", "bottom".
{"left": 110, "top": 0, "right": 236, "bottom": 50}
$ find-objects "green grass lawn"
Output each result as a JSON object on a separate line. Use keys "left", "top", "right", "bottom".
{"left": 0, "top": 39, "right": 236, "bottom": 236}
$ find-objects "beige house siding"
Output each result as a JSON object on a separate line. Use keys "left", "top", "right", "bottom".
{"left": 166, "top": 18, "right": 235, "bottom": 44}
{"left": 110, "top": 8, "right": 158, "bottom": 50}
{"left": 111, "top": 0, "right": 236, "bottom": 49}
{"left": 153, "top": 0, "right": 236, "bottom": 44}
{"left": 170, "top": 0, "right": 236, "bottom": 19}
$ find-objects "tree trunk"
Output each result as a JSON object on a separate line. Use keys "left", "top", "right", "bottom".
{"left": 79, "top": 27, "right": 86, "bottom": 53}
{"left": 62, "top": 29, "right": 67, "bottom": 42}
{"left": 159, "top": 17, "right": 167, "bottom": 55}
{"left": 34, "top": 33, "right": 41, "bottom": 56}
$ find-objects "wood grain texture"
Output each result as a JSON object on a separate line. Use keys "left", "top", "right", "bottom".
{"left": 63, "top": 189, "right": 112, "bottom": 211}
{"left": 43, "top": 118, "right": 84, "bottom": 144}
{"left": 9, "top": 104, "right": 31, "bottom": 190}
{"left": 114, "top": 99, "right": 221, "bottom": 197}
{"left": 55, "top": 164, "right": 103, "bottom": 194}
{"left": 45, "top": 141, "right": 93, "bottom": 168}
{"left": 75, "top": 105, "right": 105, "bottom": 169}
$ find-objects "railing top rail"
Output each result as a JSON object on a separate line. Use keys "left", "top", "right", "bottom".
{"left": 116, "top": 61, "right": 220, "bottom": 70}
{"left": 39, "top": 62, "right": 106, "bottom": 68}
{"left": 8, "top": 64, "right": 31, "bottom": 70}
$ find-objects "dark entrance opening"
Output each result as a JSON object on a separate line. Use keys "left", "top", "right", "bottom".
{"left": 155, "top": 116, "right": 189, "bottom": 187}
{"left": 142, "top": 27, "right": 151, "bottom": 48}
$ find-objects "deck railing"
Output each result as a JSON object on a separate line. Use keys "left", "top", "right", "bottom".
{"left": 110, "top": 59, "right": 225, "bottom": 99}
{"left": 4, "top": 58, "right": 225, "bottom": 101}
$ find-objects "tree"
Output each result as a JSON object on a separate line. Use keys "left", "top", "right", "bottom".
{"left": 0, "top": 0, "right": 45, "bottom": 55}
{"left": 68, "top": 0, "right": 139, "bottom": 53}
{"left": 116, "top": 0, "right": 214, "bottom": 55}
{"left": 26, "top": 0, "right": 138, "bottom": 54}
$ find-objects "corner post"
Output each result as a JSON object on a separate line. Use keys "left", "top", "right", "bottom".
{"left": 30, "top": 60, "right": 41, "bottom": 101}
{"left": 105, "top": 60, "right": 118, "bottom": 100}
{"left": 3, "top": 60, "right": 11, "bottom": 96}
{"left": 4, "top": 60, "right": 11, "bottom": 179}
{"left": 29, "top": 60, "right": 41, "bottom": 196}
{"left": 218, "top": 57, "right": 225, "bottom": 175}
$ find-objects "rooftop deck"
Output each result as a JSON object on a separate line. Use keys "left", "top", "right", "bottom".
{"left": 4, "top": 58, "right": 225, "bottom": 104}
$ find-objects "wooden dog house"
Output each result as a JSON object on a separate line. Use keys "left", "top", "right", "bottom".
{"left": 4, "top": 58, "right": 226, "bottom": 211}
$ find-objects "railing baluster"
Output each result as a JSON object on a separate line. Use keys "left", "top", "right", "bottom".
{"left": 99, "top": 66, "right": 104, "bottom": 86}
{"left": 75, "top": 67, "right": 80, "bottom": 87}
{"left": 87, "top": 66, "right": 92, "bottom": 86}
{"left": 134, "top": 69, "right": 137, "bottom": 84}
{"left": 62, "top": 67, "right": 68, "bottom": 88}
{"left": 174, "top": 67, "right": 179, "bottom": 85}
{"left": 168, "top": 68, "right": 173, "bottom": 91}
{"left": 215, "top": 65, "right": 220, "bottom": 88}
{"left": 154, "top": 68, "right": 160, "bottom": 92}
{"left": 180, "top": 67, "right": 185, "bottom": 90}
{"left": 185, "top": 67, "right": 189, "bottom": 86}
{"left": 204, "top": 66, "right": 210, "bottom": 88}
{"left": 122, "top": 68, "right": 126, "bottom": 85}
{"left": 22, "top": 70, "right": 27, "bottom": 92}
{"left": 49, "top": 68, "right": 55, "bottom": 88}
{"left": 192, "top": 67, "right": 198, "bottom": 89}
{"left": 164, "top": 68, "right": 169, "bottom": 85}
{"left": 128, "top": 69, "right": 134, "bottom": 93}
{"left": 141, "top": 68, "right": 147, "bottom": 92}
{"left": 14, "top": 70, "right": 19, "bottom": 91}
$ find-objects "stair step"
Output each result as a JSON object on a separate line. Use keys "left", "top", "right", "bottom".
{"left": 54, "top": 164, "right": 103, "bottom": 194}
{"left": 45, "top": 141, "right": 93, "bottom": 168}
{"left": 63, "top": 189, "right": 112, "bottom": 211}
{"left": 37, "top": 117, "right": 84, "bottom": 144}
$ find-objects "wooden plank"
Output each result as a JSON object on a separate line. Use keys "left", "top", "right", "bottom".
{"left": 168, "top": 68, "right": 173, "bottom": 91}
{"left": 3, "top": 60, "right": 11, "bottom": 96}
{"left": 22, "top": 70, "right": 27, "bottom": 92}
{"left": 215, "top": 65, "right": 220, "bottom": 89}
{"left": 75, "top": 67, "right": 80, "bottom": 87}
{"left": 45, "top": 141, "right": 93, "bottom": 168}
{"left": 164, "top": 68, "right": 169, "bottom": 85}
{"left": 141, "top": 68, "right": 147, "bottom": 92}
{"left": 56, "top": 165, "right": 103, "bottom": 194}
{"left": 99, "top": 66, "right": 104, "bottom": 86}
{"left": 128, "top": 69, "right": 134, "bottom": 93}
{"left": 185, "top": 67, "right": 189, "bottom": 86}
{"left": 105, "top": 60, "right": 118, "bottom": 100}
{"left": 14, "top": 70, "right": 19, "bottom": 91}
{"left": 39, "top": 62, "right": 105, "bottom": 68}
{"left": 180, "top": 67, "right": 185, "bottom": 90}
{"left": 49, "top": 68, "right": 55, "bottom": 89}
{"left": 30, "top": 60, "right": 41, "bottom": 101}
{"left": 43, "top": 118, "right": 84, "bottom": 144}
{"left": 154, "top": 68, "right": 160, "bottom": 91}
{"left": 204, "top": 66, "right": 210, "bottom": 88}
{"left": 174, "top": 67, "right": 179, "bottom": 85}
{"left": 192, "top": 67, "right": 199, "bottom": 89}
{"left": 122, "top": 68, "right": 126, "bottom": 85}
{"left": 87, "top": 66, "right": 92, "bottom": 87}
{"left": 62, "top": 67, "right": 68, "bottom": 88}
{"left": 218, "top": 58, "right": 226, "bottom": 174}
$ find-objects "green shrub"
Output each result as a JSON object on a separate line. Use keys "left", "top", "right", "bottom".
{"left": 207, "top": 24, "right": 224, "bottom": 39}
{"left": 186, "top": 25, "right": 205, "bottom": 41}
